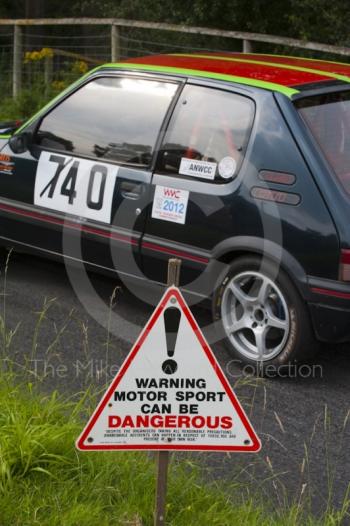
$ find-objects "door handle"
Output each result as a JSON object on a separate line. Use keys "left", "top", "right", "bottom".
{"left": 120, "top": 181, "right": 144, "bottom": 200}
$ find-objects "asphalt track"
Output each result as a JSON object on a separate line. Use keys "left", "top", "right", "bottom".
{"left": 1, "top": 250, "right": 349, "bottom": 516}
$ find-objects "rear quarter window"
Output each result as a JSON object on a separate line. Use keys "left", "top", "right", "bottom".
{"left": 295, "top": 91, "right": 350, "bottom": 195}
{"left": 156, "top": 85, "right": 255, "bottom": 183}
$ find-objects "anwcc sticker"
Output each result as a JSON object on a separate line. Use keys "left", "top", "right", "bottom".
{"left": 179, "top": 157, "right": 217, "bottom": 180}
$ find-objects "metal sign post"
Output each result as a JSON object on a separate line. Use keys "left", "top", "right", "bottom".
{"left": 76, "top": 257, "right": 261, "bottom": 525}
{"left": 154, "top": 258, "right": 181, "bottom": 526}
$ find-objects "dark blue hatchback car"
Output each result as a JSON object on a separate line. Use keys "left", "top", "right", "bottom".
{"left": 1, "top": 52, "right": 350, "bottom": 369}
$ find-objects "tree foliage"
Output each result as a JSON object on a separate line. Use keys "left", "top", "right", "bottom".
{"left": 1, "top": 0, "right": 350, "bottom": 47}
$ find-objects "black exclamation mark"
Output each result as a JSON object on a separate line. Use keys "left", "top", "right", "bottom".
{"left": 162, "top": 307, "right": 181, "bottom": 375}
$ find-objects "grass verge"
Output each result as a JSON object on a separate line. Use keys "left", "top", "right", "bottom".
{"left": 0, "top": 371, "right": 346, "bottom": 526}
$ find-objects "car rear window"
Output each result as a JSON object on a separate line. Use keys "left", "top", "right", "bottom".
{"left": 295, "top": 91, "right": 350, "bottom": 194}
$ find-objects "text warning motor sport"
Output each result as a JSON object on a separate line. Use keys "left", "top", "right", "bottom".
{"left": 77, "top": 287, "right": 260, "bottom": 451}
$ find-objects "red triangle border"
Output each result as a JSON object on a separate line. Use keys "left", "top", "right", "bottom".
{"left": 76, "top": 287, "right": 261, "bottom": 452}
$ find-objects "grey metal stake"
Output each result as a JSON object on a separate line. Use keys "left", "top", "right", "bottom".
{"left": 154, "top": 258, "right": 181, "bottom": 526}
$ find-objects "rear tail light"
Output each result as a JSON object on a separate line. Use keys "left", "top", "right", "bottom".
{"left": 339, "top": 249, "right": 350, "bottom": 281}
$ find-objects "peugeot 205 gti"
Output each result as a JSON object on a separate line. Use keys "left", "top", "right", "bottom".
{"left": 1, "top": 52, "right": 350, "bottom": 369}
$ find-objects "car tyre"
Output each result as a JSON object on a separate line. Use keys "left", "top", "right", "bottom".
{"left": 213, "top": 256, "right": 318, "bottom": 373}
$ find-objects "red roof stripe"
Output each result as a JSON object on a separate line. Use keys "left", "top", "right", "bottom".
{"left": 126, "top": 54, "right": 334, "bottom": 87}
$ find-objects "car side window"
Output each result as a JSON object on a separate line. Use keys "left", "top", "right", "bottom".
{"left": 156, "top": 84, "right": 254, "bottom": 183}
{"left": 35, "top": 77, "right": 178, "bottom": 167}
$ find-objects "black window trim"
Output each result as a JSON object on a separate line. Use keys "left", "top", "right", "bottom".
{"left": 292, "top": 83, "right": 350, "bottom": 101}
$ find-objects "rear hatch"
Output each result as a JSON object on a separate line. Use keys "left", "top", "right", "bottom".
{"left": 295, "top": 89, "right": 350, "bottom": 281}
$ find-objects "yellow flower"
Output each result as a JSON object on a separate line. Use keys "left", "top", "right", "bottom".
{"left": 41, "top": 47, "right": 54, "bottom": 58}
{"left": 24, "top": 51, "right": 32, "bottom": 63}
{"left": 71, "top": 60, "right": 88, "bottom": 75}
{"left": 52, "top": 80, "right": 66, "bottom": 91}
{"left": 23, "top": 48, "right": 54, "bottom": 63}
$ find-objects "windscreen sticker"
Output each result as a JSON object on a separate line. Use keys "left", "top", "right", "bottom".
{"left": 218, "top": 156, "right": 236, "bottom": 179}
{"left": 179, "top": 157, "right": 217, "bottom": 180}
{"left": 151, "top": 185, "right": 189, "bottom": 224}
{"left": 34, "top": 151, "right": 118, "bottom": 224}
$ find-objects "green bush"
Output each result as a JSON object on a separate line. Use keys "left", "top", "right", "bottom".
{"left": 0, "top": 87, "right": 57, "bottom": 122}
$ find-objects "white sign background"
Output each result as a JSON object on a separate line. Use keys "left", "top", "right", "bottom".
{"left": 34, "top": 151, "right": 119, "bottom": 224}
{"left": 77, "top": 287, "right": 261, "bottom": 452}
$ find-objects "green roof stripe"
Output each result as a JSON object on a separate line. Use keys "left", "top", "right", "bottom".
{"left": 101, "top": 62, "right": 299, "bottom": 97}
{"left": 0, "top": 134, "right": 11, "bottom": 139}
{"left": 173, "top": 53, "right": 350, "bottom": 84}
{"left": 15, "top": 58, "right": 300, "bottom": 135}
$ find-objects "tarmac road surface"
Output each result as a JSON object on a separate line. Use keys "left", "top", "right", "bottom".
{"left": 1, "top": 250, "right": 349, "bottom": 515}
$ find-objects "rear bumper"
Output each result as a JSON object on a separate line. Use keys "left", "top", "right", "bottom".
{"left": 307, "top": 276, "right": 350, "bottom": 342}
{"left": 308, "top": 303, "right": 350, "bottom": 342}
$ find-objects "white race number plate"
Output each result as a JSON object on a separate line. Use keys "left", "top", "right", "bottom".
{"left": 34, "top": 152, "right": 119, "bottom": 224}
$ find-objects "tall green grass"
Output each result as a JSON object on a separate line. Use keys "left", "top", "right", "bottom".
{"left": 0, "top": 251, "right": 348, "bottom": 524}
{"left": 0, "top": 373, "right": 346, "bottom": 526}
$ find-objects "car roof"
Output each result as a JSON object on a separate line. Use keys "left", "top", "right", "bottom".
{"left": 101, "top": 52, "right": 350, "bottom": 98}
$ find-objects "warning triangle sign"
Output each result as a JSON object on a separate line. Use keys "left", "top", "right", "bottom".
{"left": 76, "top": 287, "right": 261, "bottom": 452}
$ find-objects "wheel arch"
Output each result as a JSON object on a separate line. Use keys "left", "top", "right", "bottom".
{"left": 212, "top": 236, "right": 310, "bottom": 301}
